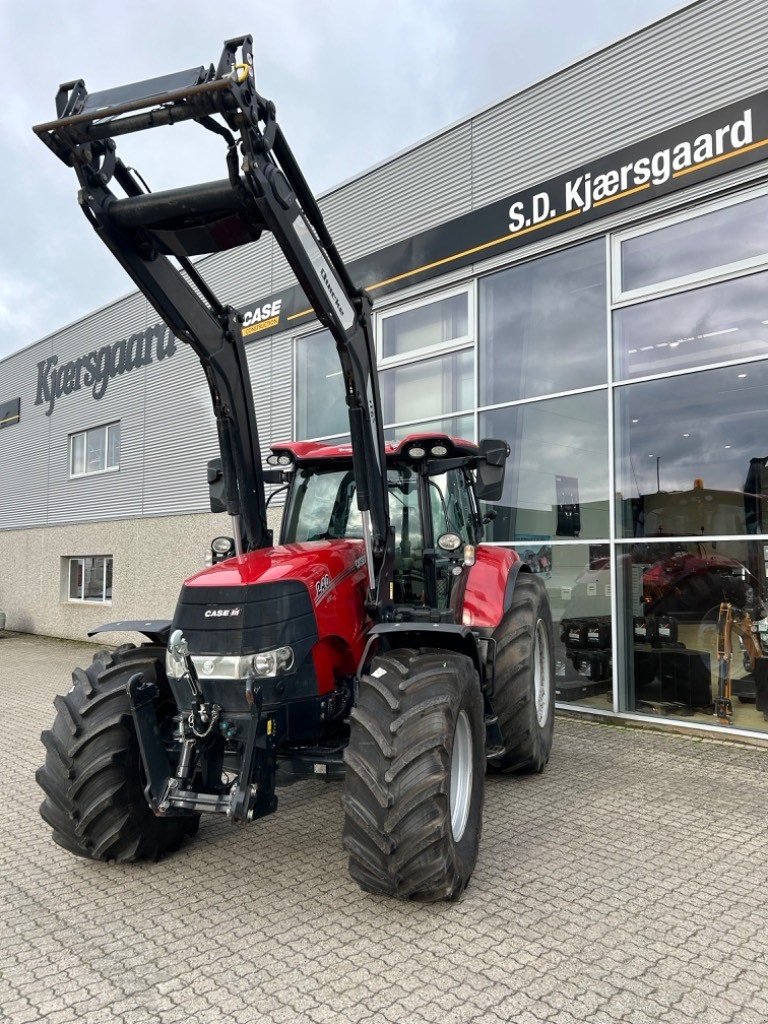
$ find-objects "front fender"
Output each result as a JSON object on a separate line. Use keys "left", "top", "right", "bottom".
{"left": 460, "top": 546, "right": 529, "bottom": 630}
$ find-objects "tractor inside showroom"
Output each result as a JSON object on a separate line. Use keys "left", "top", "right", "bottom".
{"left": 34, "top": 37, "right": 554, "bottom": 901}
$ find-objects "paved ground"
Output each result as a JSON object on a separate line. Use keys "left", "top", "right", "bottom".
{"left": 2, "top": 633, "right": 768, "bottom": 1024}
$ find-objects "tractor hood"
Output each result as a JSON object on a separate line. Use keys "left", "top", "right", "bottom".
{"left": 184, "top": 539, "right": 366, "bottom": 600}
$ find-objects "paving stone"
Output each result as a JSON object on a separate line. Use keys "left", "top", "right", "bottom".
{"left": 3, "top": 633, "right": 768, "bottom": 1024}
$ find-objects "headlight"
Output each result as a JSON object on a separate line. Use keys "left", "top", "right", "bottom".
{"left": 252, "top": 646, "right": 294, "bottom": 677}
{"left": 211, "top": 536, "right": 235, "bottom": 555}
{"left": 166, "top": 646, "right": 295, "bottom": 681}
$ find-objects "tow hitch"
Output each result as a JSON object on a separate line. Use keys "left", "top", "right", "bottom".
{"left": 126, "top": 630, "right": 278, "bottom": 823}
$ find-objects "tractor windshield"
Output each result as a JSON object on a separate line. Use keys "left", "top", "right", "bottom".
{"left": 283, "top": 463, "right": 478, "bottom": 605}
{"left": 283, "top": 466, "right": 422, "bottom": 546}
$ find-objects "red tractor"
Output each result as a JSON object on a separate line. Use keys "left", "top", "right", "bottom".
{"left": 34, "top": 38, "right": 554, "bottom": 901}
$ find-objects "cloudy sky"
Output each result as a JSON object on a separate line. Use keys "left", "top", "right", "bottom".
{"left": 0, "top": 0, "right": 688, "bottom": 361}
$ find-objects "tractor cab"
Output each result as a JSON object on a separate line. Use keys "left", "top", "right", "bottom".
{"left": 263, "top": 433, "right": 508, "bottom": 614}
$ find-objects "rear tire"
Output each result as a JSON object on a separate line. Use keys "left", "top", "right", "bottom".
{"left": 488, "top": 573, "right": 555, "bottom": 774}
{"left": 37, "top": 643, "right": 199, "bottom": 862}
{"left": 342, "top": 648, "right": 484, "bottom": 901}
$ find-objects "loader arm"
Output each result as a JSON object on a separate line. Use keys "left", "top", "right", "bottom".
{"left": 34, "top": 36, "right": 393, "bottom": 608}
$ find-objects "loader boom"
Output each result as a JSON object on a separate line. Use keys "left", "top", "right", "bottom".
{"left": 34, "top": 36, "right": 393, "bottom": 607}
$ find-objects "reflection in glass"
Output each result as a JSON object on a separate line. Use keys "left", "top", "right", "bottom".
{"left": 380, "top": 350, "right": 473, "bottom": 425}
{"left": 614, "top": 270, "right": 768, "bottom": 380}
{"left": 382, "top": 293, "right": 468, "bottom": 358}
{"left": 479, "top": 239, "right": 606, "bottom": 405}
{"left": 513, "top": 544, "right": 613, "bottom": 709}
{"left": 296, "top": 329, "right": 347, "bottom": 440}
{"left": 617, "top": 539, "right": 768, "bottom": 732}
{"left": 85, "top": 427, "right": 107, "bottom": 473}
{"left": 621, "top": 192, "right": 768, "bottom": 293}
{"left": 384, "top": 415, "right": 474, "bottom": 444}
{"left": 615, "top": 362, "right": 768, "bottom": 538}
{"left": 481, "top": 391, "right": 609, "bottom": 542}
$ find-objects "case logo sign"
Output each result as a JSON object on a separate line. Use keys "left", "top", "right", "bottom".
{"left": 508, "top": 110, "right": 754, "bottom": 229}
{"left": 242, "top": 299, "right": 282, "bottom": 337}
{"left": 35, "top": 323, "right": 176, "bottom": 417}
{"left": 204, "top": 608, "right": 242, "bottom": 618}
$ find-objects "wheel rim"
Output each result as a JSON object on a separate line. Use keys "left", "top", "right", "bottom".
{"left": 533, "top": 619, "right": 551, "bottom": 728}
{"left": 450, "top": 710, "right": 473, "bottom": 842}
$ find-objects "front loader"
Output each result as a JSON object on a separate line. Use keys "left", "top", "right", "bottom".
{"left": 34, "top": 37, "right": 555, "bottom": 901}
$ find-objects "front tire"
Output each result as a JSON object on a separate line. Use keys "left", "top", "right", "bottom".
{"left": 342, "top": 648, "right": 484, "bottom": 901}
{"left": 488, "top": 573, "right": 555, "bottom": 774}
{"left": 36, "top": 643, "right": 199, "bottom": 862}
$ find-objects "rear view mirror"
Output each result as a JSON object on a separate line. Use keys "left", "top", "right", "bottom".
{"left": 475, "top": 438, "right": 510, "bottom": 502}
{"left": 207, "top": 458, "right": 227, "bottom": 513}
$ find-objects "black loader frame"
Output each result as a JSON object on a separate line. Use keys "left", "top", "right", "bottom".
{"left": 35, "top": 36, "right": 393, "bottom": 608}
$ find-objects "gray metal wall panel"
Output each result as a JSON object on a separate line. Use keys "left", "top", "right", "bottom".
{"left": 0, "top": 340, "right": 52, "bottom": 529}
{"left": 141, "top": 338, "right": 217, "bottom": 516}
{"left": 470, "top": 0, "right": 768, "bottom": 208}
{"left": 195, "top": 235, "right": 273, "bottom": 308}
{"left": 46, "top": 293, "right": 147, "bottom": 524}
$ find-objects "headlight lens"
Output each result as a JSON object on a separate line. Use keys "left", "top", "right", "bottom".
{"left": 166, "top": 645, "right": 295, "bottom": 681}
{"left": 253, "top": 646, "right": 294, "bottom": 677}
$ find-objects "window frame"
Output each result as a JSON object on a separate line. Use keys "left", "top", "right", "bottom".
{"left": 68, "top": 421, "right": 121, "bottom": 479}
{"left": 611, "top": 181, "right": 768, "bottom": 305}
{"left": 375, "top": 284, "right": 474, "bottom": 369}
{"left": 65, "top": 555, "right": 113, "bottom": 604}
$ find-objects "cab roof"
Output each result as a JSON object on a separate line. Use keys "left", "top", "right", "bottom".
{"left": 269, "top": 432, "right": 480, "bottom": 465}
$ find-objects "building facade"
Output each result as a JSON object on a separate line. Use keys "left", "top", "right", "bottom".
{"left": 3, "top": 0, "right": 768, "bottom": 740}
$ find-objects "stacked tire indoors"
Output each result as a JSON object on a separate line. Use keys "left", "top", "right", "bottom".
{"left": 488, "top": 572, "right": 555, "bottom": 774}
{"left": 342, "top": 649, "right": 485, "bottom": 902}
{"left": 37, "top": 644, "right": 199, "bottom": 861}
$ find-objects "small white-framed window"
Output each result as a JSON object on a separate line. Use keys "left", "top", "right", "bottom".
{"left": 611, "top": 184, "right": 768, "bottom": 304}
{"left": 377, "top": 286, "right": 473, "bottom": 365}
{"left": 69, "top": 422, "right": 120, "bottom": 478}
{"left": 65, "top": 556, "right": 113, "bottom": 603}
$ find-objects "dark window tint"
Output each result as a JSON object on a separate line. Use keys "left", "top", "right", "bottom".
{"left": 614, "top": 270, "right": 768, "bottom": 380}
{"left": 479, "top": 239, "right": 607, "bottom": 405}
{"left": 480, "top": 391, "right": 609, "bottom": 542}
{"left": 615, "top": 362, "right": 768, "bottom": 538}
{"left": 621, "top": 193, "right": 768, "bottom": 293}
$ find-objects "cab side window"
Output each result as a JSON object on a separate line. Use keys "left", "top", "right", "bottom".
{"left": 430, "top": 470, "right": 475, "bottom": 544}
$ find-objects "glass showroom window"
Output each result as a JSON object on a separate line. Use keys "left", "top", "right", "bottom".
{"left": 380, "top": 289, "right": 470, "bottom": 359}
{"left": 612, "top": 185, "right": 768, "bottom": 734}
{"left": 613, "top": 186, "right": 768, "bottom": 381}
{"left": 480, "top": 391, "right": 610, "bottom": 543}
{"left": 479, "top": 238, "right": 607, "bottom": 406}
{"left": 378, "top": 288, "right": 475, "bottom": 442}
{"left": 295, "top": 329, "right": 347, "bottom": 440}
{"left": 614, "top": 362, "right": 768, "bottom": 539}
{"left": 296, "top": 288, "right": 476, "bottom": 446}
{"left": 616, "top": 188, "right": 768, "bottom": 299}
{"left": 70, "top": 422, "right": 120, "bottom": 478}
{"left": 513, "top": 543, "right": 613, "bottom": 712}
{"left": 616, "top": 539, "right": 768, "bottom": 733}
{"left": 67, "top": 556, "right": 113, "bottom": 603}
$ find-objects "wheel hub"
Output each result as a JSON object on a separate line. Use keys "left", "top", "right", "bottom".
{"left": 533, "top": 618, "right": 551, "bottom": 727}
{"left": 450, "top": 710, "right": 473, "bottom": 842}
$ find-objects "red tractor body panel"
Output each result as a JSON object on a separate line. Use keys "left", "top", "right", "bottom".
{"left": 184, "top": 540, "right": 370, "bottom": 694}
{"left": 271, "top": 432, "right": 480, "bottom": 464}
{"left": 462, "top": 546, "right": 521, "bottom": 630}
